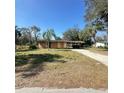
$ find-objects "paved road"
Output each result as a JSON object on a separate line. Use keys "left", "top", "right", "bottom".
{"left": 16, "top": 88, "right": 107, "bottom": 93}
{"left": 72, "top": 49, "right": 108, "bottom": 66}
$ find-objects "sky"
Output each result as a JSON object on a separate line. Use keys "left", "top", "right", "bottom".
{"left": 16, "top": 0, "right": 86, "bottom": 37}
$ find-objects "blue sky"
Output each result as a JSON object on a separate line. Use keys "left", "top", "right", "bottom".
{"left": 16, "top": 0, "right": 86, "bottom": 37}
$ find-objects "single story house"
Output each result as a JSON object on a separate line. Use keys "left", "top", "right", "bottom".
{"left": 38, "top": 40, "right": 84, "bottom": 49}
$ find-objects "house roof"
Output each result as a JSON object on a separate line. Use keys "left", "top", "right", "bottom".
{"left": 38, "top": 40, "right": 84, "bottom": 43}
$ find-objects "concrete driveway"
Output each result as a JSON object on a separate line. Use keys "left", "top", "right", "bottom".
{"left": 72, "top": 49, "right": 108, "bottom": 66}
{"left": 16, "top": 88, "right": 107, "bottom": 93}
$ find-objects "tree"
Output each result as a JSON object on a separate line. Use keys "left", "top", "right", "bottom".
{"left": 15, "top": 26, "right": 21, "bottom": 45}
{"left": 85, "top": 23, "right": 106, "bottom": 44}
{"left": 15, "top": 25, "right": 42, "bottom": 45}
{"left": 20, "top": 27, "right": 32, "bottom": 45}
{"left": 96, "top": 36, "right": 103, "bottom": 42}
{"left": 79, "top": 28, "right": 93, "bottom": 46}
{"left": 43, "top": 29, "right": 56, "bottom": 50}
{"left": 19, "top": 28, "right": 30, "bottom": 45}
{"left": 63, "top": 27, "right": 79, "bottom": 41}
{"left": 84, "top": 0, "right": 108, "bottom": 31}
{"left": 103, "top": 35, "right": 108, "bottom": 41}
{"left": 31, "top": 25, "right": 40, "bottom": 44}
{"left": 79, "top": 24, "right": 102, "bottom": 45}
{"left": 84, "top": 25, "right": 97, "bottom": 43}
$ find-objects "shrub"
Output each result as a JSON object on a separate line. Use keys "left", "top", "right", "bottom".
{"left": 104, "top": 46, "right": 108, "bottom": 49}
{"left": 98, "top": 46, "right": 104, "bottom": 48}
{"left": 29, "top": 45, "right": 37, "bottom": 49}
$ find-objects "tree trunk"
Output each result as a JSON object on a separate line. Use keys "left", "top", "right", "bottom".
{"left": 93, "top": 30, "right": 97, "bottom": 44}
{"left": 29, "top": 31, "right": 33, "bottom": 45}
{"left": 35, "top": 34, "right": 37, "bottom": 45}
{"left": 93, "top": 36, "right": 96, "bottom": 43}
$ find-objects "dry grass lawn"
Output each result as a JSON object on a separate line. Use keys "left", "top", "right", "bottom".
{"left": 85, "top": 47, "right": 108, "bottom": 55}
{"left": 15, "top": 49, "right": 108, "bottom": 89}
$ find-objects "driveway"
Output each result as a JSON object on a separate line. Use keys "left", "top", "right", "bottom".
{"left": 72, "top": 49, "right": 108, "bottom": 66}
{"left": 16, "top": 88, "right": 107, "bottom": 93}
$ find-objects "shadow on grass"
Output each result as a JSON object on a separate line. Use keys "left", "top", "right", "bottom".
{"left": 15, "top": 53, "right": 65, "bottom": 77}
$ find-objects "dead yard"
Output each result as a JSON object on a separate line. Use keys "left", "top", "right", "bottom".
{"left": 16, "top": 49, "right": 108, "bottom": 89}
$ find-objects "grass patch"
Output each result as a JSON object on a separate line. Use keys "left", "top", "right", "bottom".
{"left": 85, "top": 47, "right": 108, "bottom": 55}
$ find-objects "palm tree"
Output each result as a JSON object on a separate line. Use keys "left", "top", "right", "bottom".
{"left": 43, "top": 29, "right": 56, "bottom": 50}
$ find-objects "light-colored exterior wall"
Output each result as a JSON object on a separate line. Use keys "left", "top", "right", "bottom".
{"left": 95, "top": 42, "right": 105, "bottom": 47}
